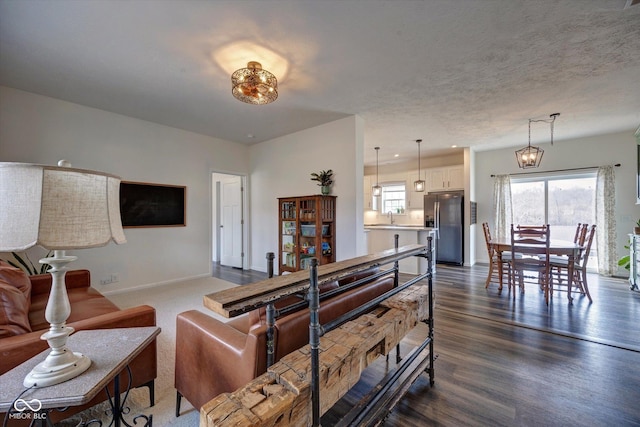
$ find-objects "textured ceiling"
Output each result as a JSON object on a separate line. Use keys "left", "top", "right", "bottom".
{"left": 1, "top": 0, "right": 639, "bottom": 166}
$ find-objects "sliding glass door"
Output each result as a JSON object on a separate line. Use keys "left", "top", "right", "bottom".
{"left": 511, "top": 173, "right": 597, "bottom": 268}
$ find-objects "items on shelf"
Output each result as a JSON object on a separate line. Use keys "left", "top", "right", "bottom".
{"left": 322, "top": 242, "right": 331, "bottom": 255}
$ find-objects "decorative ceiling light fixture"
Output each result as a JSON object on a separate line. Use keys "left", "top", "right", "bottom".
{"left": 413, "top": 139, "right": 425, "bottom": 192}
{"left": 515, "top": 113, "right": 560, "bottom": 169}
{"left": 231, "top": 61, "right": 278, "bottom": 105}
{"left": 372, "top": 147, "right": 382, "bottom": 197}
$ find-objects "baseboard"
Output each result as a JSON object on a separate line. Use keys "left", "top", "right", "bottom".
{"left": 101, "top": 273, "right": 212, "bottom": 296}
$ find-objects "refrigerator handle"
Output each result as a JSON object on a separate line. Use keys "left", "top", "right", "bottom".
{"left": 434, "top": 201, "right": 440, "bottom": 239}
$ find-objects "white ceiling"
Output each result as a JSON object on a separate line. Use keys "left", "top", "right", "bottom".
{"left": 1, "top": 0, "right": 639, "bottom": 166}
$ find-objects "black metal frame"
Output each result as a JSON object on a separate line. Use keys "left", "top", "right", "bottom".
{"left": 261, "top": 236, "right": 434, "bottom": 425}
{"left": 263, "top": 261, "right": 395, "bottom": 370}
{"left": 308, "top": 235, "right": 434, "bottom": 426}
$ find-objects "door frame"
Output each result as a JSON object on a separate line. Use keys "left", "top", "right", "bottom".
{"left": 211, "top": 171, "right": 249, "bottom": 270}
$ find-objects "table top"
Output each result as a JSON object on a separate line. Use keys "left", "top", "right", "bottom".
{"left": 0, "top": 326, "right": 160, "bottom": 411}
{"left": 203, "top": 244, "right": 428, "bottom": 318}
{"left": 489, "top": 238, "right": 581, "bottom": 256}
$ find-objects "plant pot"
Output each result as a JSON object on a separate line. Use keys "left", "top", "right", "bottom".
{"left": 634, "top": 227, "right": 640, "bottom": 235}
{"left": 321, "top": 186, "right": 331, "bottom": 195}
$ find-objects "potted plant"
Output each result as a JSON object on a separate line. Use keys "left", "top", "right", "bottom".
{"left": 1, "top": 251, "right": 51, "bottom": 275}
{"left": 635, "top": 219, "right": 640, "bottom": 235}
{"left": 618, "top": 238, "right": 632, "bottom": 271}
{"left": 310, "top": 169, "right": 334, "bottom": 195}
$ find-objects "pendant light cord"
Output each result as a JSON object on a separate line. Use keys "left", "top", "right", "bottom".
{"left": 375, "top": 147, "right": 380, "bottom": 186}
{"left": 417, "top": 139, "right": 422, "bottom": 179}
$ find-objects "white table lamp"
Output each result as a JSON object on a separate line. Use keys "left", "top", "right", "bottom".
{"left": 0, "top": 161, "right": 126, "bottom": 387}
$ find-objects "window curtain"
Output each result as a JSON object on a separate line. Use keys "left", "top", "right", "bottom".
{"left": 493, "top": 175, "right": 512, "bottom": 239}
{"left": 596, "top": 165, "right": 617, "bottom": 275}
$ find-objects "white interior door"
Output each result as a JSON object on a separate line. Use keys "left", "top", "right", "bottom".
{"left": 220, "top": 176, "right": 243, "bottom": 268}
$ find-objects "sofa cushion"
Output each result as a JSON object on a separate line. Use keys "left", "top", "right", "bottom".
{"left": 0, "top": 280, "right": 32, "bottom": 338}
{"left": 0, "top": 261, "right": 31, "bottom": 308}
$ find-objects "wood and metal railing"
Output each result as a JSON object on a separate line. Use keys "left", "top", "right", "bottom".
{"left": 202, "top": 236, "right": 434, "bottom": 426}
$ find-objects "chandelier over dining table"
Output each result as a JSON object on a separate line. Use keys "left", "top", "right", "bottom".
{"left": 515, "top": 113, "right": 560, "bottom": 169}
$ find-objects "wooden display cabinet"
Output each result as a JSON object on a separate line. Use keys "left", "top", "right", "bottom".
{"left": 278, "top": 195, "right": 336, "bottom": 274}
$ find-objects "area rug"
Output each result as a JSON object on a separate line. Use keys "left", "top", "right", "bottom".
{"left": 59, "top": 276, "right": 237, "bottom": 427}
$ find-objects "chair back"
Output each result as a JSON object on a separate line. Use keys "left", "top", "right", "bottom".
{"left": 577, "top": 225, "right": 596, "bottom": 267}
{"left": 482, "top": 222, "right": 494, "bottom": 256}
{"left": 572, "top": 223, "right": 582, "bottom": 243}
{"left": 515, "top": 224, "right": 548, "bottom": 238}
{"left": 573, "top": 223, "right": 588, "bottom": 244}
{"left": 511, "top": 224, "right": 551, "bottom": 260}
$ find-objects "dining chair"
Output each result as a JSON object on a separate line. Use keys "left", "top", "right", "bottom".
{"left": 549, "top": 224, "right": 595, "bottom": 302}
{"left": 482, "top": 222, "right": 513, "bottom": 290}
{"left": 548, "top": 223, "right": 586, "bottom": 292}
{"left": 509, "top": 224, "right": 551, "bottom": 303}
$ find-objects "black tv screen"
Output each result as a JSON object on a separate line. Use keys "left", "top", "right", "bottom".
{"left": 119, "top": 182, "right": 186, "bottom": 227}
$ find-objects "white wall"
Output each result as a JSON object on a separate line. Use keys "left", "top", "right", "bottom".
{"left": 464, "top": 147, "right": 476, "bottom": 265}
{"left": 0, "top": 86, "right": 249, "bottom": 292}
{"left": 363, "top": 152, "right": 464, "bottom": 176}
{"left": 248, "top": 116, "right": 364, "bottom": 272}
{"left": 474, "top": 130, "right": 639, "bottom": 276}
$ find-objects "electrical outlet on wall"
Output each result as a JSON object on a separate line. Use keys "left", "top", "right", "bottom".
{"left": 100, "top": 274, "right": 119, "bottom": 285}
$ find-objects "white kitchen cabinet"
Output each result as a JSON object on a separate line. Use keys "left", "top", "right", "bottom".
{"left": 363, "top": 175, "right": 373, "bottom": 210}
{"left": 428, "top": 165, "right": 464, "bottom": 191}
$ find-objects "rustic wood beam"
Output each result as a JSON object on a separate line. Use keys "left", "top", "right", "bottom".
{"left": 200, "top": 283, "right": 431, "bottom": 426}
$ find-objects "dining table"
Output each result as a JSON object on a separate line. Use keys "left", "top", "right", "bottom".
{"left": 487, "top": 237, "right": 583, "bottom": 302}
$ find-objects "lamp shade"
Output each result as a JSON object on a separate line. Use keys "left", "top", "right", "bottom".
{"left": 0, "top": 162, "right": 126, "bottom": 251}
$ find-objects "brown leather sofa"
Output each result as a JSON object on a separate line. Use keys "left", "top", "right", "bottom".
{"left": 0, "top": 262, "right": 157, "bottom": 424}
{"left": 174, "top": 267, "right": 394, "bottom": 415}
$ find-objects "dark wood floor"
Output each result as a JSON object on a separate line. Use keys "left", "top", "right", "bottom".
{"left": 213, "top": 263, "right": 640, "bottom": 426}
{"left": 212, "top": 261, "right": 268, "bottom": 285}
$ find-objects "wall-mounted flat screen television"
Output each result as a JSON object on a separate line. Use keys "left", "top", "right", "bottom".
{"left": 120, "top": 181, "right": 186, "bottom": 227}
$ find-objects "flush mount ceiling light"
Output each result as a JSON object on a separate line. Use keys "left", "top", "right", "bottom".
{"left": 372, "top": 147, "right": 382, "bottom": 197}
{"left": 231, "top": 61, "right": 278, "bottom": 105}
{"left": 413, "top": 139, "right": 425, "bottom": 192}
{"left": 515, "top": 113, "right": 560, "bottom": 169}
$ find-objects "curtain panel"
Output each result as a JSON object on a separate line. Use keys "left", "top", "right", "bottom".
{"left": 596, "top": 165, "right": 617, "bottom": 276}
{"left": 492, "top": 175, "right": 512, "bottom": 240}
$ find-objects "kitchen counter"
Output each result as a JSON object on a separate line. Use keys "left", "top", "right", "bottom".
{"left": 364, "top": 224, "right": 437, "bottom": 231}
{"left": 365, "top": 226, "right": 437, "bottom": 274}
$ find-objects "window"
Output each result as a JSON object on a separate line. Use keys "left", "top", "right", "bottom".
{"left": 373, "top": 182, "right": 406, "bottom": 213}
{"left": 511, "top": 173, "right": 597, "bottom": 269}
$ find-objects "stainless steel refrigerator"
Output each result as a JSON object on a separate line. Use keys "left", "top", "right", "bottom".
{"left": 424, "top": 191, "right": 464, "bottom": 265}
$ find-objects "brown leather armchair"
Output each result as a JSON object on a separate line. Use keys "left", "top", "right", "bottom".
{"left": 175, "top": 268, "right": 394, "bottom": 415}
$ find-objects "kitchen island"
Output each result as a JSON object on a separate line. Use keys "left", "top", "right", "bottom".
{"left": 364, "top": 225, "right": 437, "bottom": 274}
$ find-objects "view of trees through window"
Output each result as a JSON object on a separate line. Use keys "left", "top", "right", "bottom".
{"left": 511, "top": 174, "right": 597, "bottom": 269}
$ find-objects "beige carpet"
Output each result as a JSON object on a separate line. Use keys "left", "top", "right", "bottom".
{"left": 60, "top": 276, "right": 237, "bottom": 427}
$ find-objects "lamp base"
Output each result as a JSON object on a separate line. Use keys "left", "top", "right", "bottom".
{"left": 24, "top": 350, "right": 91, "bottom": 388}
{"left": 23, "top": 251, "right": 92, "bottom": 388}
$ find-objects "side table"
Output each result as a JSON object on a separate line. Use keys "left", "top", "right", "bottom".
{"left": 0, "top": 326, "right": 160, "bottom": 426}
